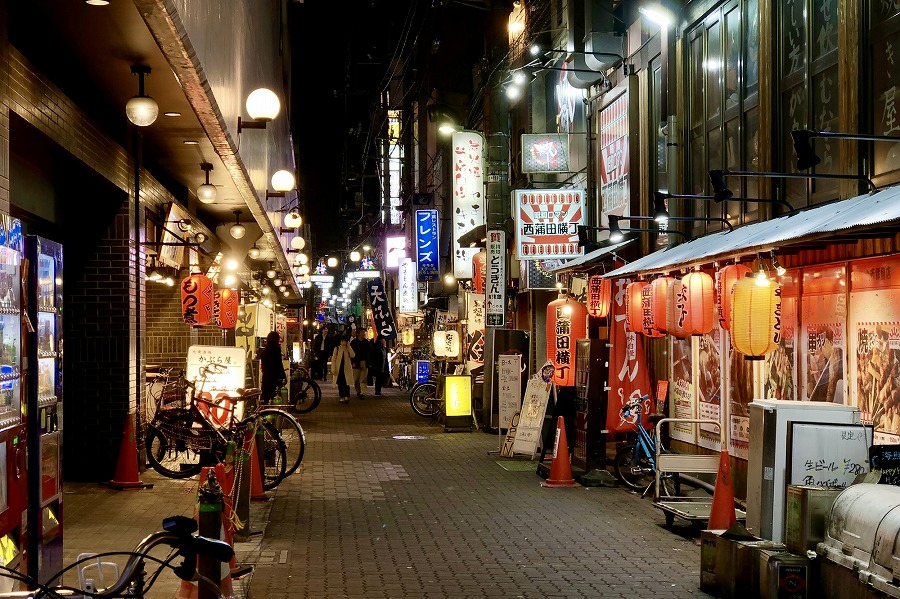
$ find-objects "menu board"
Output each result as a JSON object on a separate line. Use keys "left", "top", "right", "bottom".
{"left": 497, "top": 354, "right": 522, "bottom": 430}
{"left": 788, "top": 422, "right": 871, "bottom": 487}
{"left": 511, "top": 377, "right": 552, "bottom": 456}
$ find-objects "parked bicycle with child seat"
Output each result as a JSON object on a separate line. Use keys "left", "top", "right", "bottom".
{"left": 144, "top": 363, "right": 288, "bottom": 489}
{"left": 0, "top": 515, "right": 233, "bottom": 598}
{"left": 613, "top": 394, "right": 680, "bottom": 497}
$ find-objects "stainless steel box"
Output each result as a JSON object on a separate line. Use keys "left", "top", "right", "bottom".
{"left": 784, "top": 485, "right": 841, "bottom": 554}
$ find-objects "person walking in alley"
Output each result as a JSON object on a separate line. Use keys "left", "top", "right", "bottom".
{"left": 323, "top": 327, "right": 338, "bottom": 382}
{"left": 369, "top": 337, "right": 389, "bottom": 396}
{"left": 331, "top": 334, "right": 355, "bottom": 404}
{"left": 350, "top": 328, "right": 370, "bottom": 399}
{"left": 311, "top": 325, "right": 329, "bottom": 381}
{"left": 260, "top": 330, "right": 286, "bottom": 403}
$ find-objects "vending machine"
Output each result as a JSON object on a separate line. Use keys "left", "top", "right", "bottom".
{"left": 0, "top": 215, "right": 26, "bottom": 593}
{"left": 24, "top": 235, "right": 63, "bottom": 584}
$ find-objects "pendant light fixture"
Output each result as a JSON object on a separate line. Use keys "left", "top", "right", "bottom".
{"left": 229, "top": 209, "right": 246, "bottom": 239}
{"left": 197, "top": 163, "right": 217, "bottom": 204}
{"left": 248, "top": 243, "right": 261, "bottom": 260}
{"left": 125, "top": 65, "right": 159, "bottom": 127}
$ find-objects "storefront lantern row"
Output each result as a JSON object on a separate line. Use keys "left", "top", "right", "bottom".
{"left": 683, "top": 271, "right": 715, "bottom": 335}
{"left": 546, "top": 297, "right": 587, "bottom": 386}
{"left": 665, "top": 279, "right": 692, "bottom": 339}
{"left": 181, "top": 273, "right": 214, "bottom": 326}
{"left": 587, "top": 275, "right": 612, "bottom": 318}
{"left": 640, "top": 284, "right": 665, "bottom": 338}
{"left": 649, "top": 276, "right": 674, "bottom": 333}
{"left": 716, "top": 264, "right": 751, "bottom": 331}
{"left": 731, "top": 275, "right": 782, "bottom": 360}
{"left": 214, "top": 288, "right": 239, "bottom": 329}
{"left": 625, "top": 281, "right": 646, "bottom": 334}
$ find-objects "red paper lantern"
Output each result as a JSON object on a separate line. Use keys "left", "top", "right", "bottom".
{"left": 181, "top": 274, "right": 214, "bottom": 326}
{"left": 731, "top": 276, "right": 782, "bottom": 360}
{"left": 587, "top": 275, "right": 613, "bottom": 318}
{"left": 546, "top": 297, "right": 587, "bottom": 386}
{"left": 683, "top": 271, "right": 716, "bottom": 335}
{"left": 666, "top": 279, "right": 692, "bottom": 339}
{"left": 649, "top": 276, "right": 674, "bottom": 332}
{"left": 640, "top": 284, "right": 665, "bottom": 338}
{"left": 472, "top": 250, "right": 486, "bottom": 294}
{"left": 625, "top": 281, "right": 646, "bottom": 333}
{"left": 215, "top": 288, "right": 239, "bottom": 329}
{"left": 716, "top": 264, "right": 751, "bottom": 331}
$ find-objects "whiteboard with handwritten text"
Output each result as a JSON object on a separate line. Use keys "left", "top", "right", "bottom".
{"left": 788, "top": 423, "right": 873, "bottom": 488}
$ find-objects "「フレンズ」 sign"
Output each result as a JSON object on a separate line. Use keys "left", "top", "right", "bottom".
{"left": 415, "top": 209, "right": 439, "bottom": 282}
{"left": 514, "top": 189, "right": 585, "bottom": 259}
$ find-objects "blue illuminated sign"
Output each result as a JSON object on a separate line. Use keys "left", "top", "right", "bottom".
{"left": 416, "top": 360, "right": 431, "bottom": 384}
{"left": 415, "top": 209, "right": 439, "bottom": 282}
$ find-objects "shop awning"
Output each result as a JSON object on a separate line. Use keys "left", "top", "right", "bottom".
{"left": 604, "top": 185, "right": 900, "bottom": 278}
{"left": 548, "top": 239, "right": 634, "bottom": 273}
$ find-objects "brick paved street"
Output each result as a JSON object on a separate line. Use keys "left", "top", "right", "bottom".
{"left": 249, "top": 382, "right": 712, "bottom": 599}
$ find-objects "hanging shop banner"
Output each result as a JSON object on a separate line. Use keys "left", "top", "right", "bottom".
{"left": 451, "top": 131, "right": 485, "bottom": 280}
{"left": 514, "top": 189, "right": 585, "bottom": 259}
{"left": 486, "top": 230, "right": 506, "bottom": 327}
{"left": 801, "top": 264, "right": 846, "bottom": 403}
{"left": 398, "top": 258, "right": 418, "bottom": 314}
{"left": 849, "top": 255, "right": 900, "bottom": 440}
{"left": 366, "top": 278, "right": 397, "bottom": 340}
{"left": 522, "top": 133, "right": 570, "bottom": 173}
{"left": 465, "top": 292, "right": 486, "bottom": 375}
{"left": 670, "top": 336, "right": 696, "bottom": 444}
{"left": 415, "top": 209, "right": 439, "bottom": 282}
{"left": 607, "top": 278, "right": 653, "bottom": 432}
{"left": 598, "top": 89, "right": 630, "bottom": 216}
{"left": 697, "top": 326, "right": 724, "bottom": 452}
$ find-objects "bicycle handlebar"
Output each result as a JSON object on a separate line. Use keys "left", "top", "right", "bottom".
{"left": 0, "top": 517, "right": 234, "bottom": 599}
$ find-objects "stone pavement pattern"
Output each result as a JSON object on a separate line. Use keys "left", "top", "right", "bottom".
{"left": 250, "top": 382, "right": 713, "bottom": 599}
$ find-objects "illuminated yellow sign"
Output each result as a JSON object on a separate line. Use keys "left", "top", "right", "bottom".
{"left": 444, "top": 375, "right": 472, "bottom": 417}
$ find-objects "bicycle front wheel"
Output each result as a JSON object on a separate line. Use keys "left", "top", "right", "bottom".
{"left": 257, "top": 408, "right": 305, "bottom": 478}
{"left": 613, "top": 444, "right": 654, "bottom": 491}
{"left": 410, "top": 382, "right": 438, "bottom": 417}
{"left": 290, "top": 377, "right": 322, "bottom": 414}
{"left": 145, "top": 409, "right": 209, "bottom": 479}
{"left": 250, "top": 419, "right": 287, "bottom": 490}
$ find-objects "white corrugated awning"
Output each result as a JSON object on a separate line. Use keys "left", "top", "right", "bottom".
{"left": 548, "top": 239, "right": 634, "bottom": 273}
{"left": 604, "top": 186, "right": 900, "bottom": 278}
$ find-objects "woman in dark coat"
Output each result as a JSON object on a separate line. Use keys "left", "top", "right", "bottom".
{"left": 260, "top": 330, "right": 286, "bottom": 402}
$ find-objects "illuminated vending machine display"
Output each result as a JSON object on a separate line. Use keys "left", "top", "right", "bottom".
{"left": 0, "top": 216, "right": 24, "bottom": 593}
{"left": 25, "top": 236, "right": 62, "bottom": 585}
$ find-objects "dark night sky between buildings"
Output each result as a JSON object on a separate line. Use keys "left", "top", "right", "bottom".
{"left": 289, "top": 0, "right": 422, "bottom": 261}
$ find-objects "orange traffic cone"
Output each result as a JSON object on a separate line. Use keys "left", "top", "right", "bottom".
{"left": 101, "top": 411, "right": 153, "bottom": 490}
{"left": 708, "top": 449, "right": 737, "bottom": 529}
{"left": 248, "top": 432, "right": 268, "bottom": 501}
{"left": 541, "top": 416, "right": 579, "bottom": 488}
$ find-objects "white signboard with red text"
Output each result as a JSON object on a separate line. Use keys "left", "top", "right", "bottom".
{"left": 514, "top": 189, "right": 585, "bottom": 260}
{"left": 451, "top": 131, "right": 485, "bottom": 279}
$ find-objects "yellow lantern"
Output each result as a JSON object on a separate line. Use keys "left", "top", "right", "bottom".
{"left": 366, "top": 329, "right": 375, "bottom": 340}
{"left": 433, "top": 331, "right": 447, "bottom": 356}
{"left": 402, "top": 328, "right": 415, "bottom": 346}
{"left": 731, "top": 275, "right": 782, "bottom": 360}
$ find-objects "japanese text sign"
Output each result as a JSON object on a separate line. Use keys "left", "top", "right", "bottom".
{"left": 486, "top": 230, "right": 506, "bottom": 327}
{"left": 366, "top": 278, "right": 397, "bottom": 340}
{"left": 522, "top": 133, "right": 570, "bottom": 173}
{"left": 398, "top": 258, "right": 418, "bottom": 313}
{"left": 514, "top": 189, "right": 585, "bottom": 259}
{"left": 415, "top": 209, "right": 439, "bottom": 282}
{"left": 451, "top": 131, "right": 484, "bottom": 279}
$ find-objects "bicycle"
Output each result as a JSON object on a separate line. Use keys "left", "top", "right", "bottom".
{"left": 288, "top": 366, "right": 322, "bottom": 414}
{"left": 395, "top": 354, "right": 413, "bottom": 392}
{"left": 0, "top": 516, "right": 232, "bottom": 598}
{"left": 255, "top": 386, "right": 306, "bottom": 478}
{"left": 144, "top": 364, "right": 287, "bottom": 489}
{"left": 613, "top": 394, "right": 680, "bottom": 497}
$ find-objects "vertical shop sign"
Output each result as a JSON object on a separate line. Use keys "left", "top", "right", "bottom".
{"left": 451, "top": 131, "right": 485, "bottom": 279}
{"left": 607, "top": 278, "right": 653, "bottom": 432}
{"left": 398, "top": 258, "right": 418, "bottom": 314}
{"left": 465, "top": 293, "right": 486, "bottom": 375}
{"left": 366, "top": 278, "right": 397, "bottom": 340}
{"left": 486, "top": 230, "right": 505, "bottom": 326}
{"left": 598, "top": 91, "right": 630, "bottom": 216}
{"left": 414, "top": 209, "right": 439, "bottom": 282}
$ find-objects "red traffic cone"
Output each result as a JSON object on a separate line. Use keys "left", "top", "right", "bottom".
{"left": 101, "top": 411, "right": 153, "bottom": 490}
{"left": 708, "top": 449, "right": 737, "bottom": 529}
{"left": 542, "top": 416, "right": 579, "bottom": 488}
{"left": 248, "top": 432, "right": 268, "bottom": 501}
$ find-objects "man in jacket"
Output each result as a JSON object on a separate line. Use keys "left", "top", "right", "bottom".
{"left": 350, "top": 329, "right": 370, "bottom": 399}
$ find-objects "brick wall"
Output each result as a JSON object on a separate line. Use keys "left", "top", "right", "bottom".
{"left": 145, "top": 276, "right": 227, "bottom": 370}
